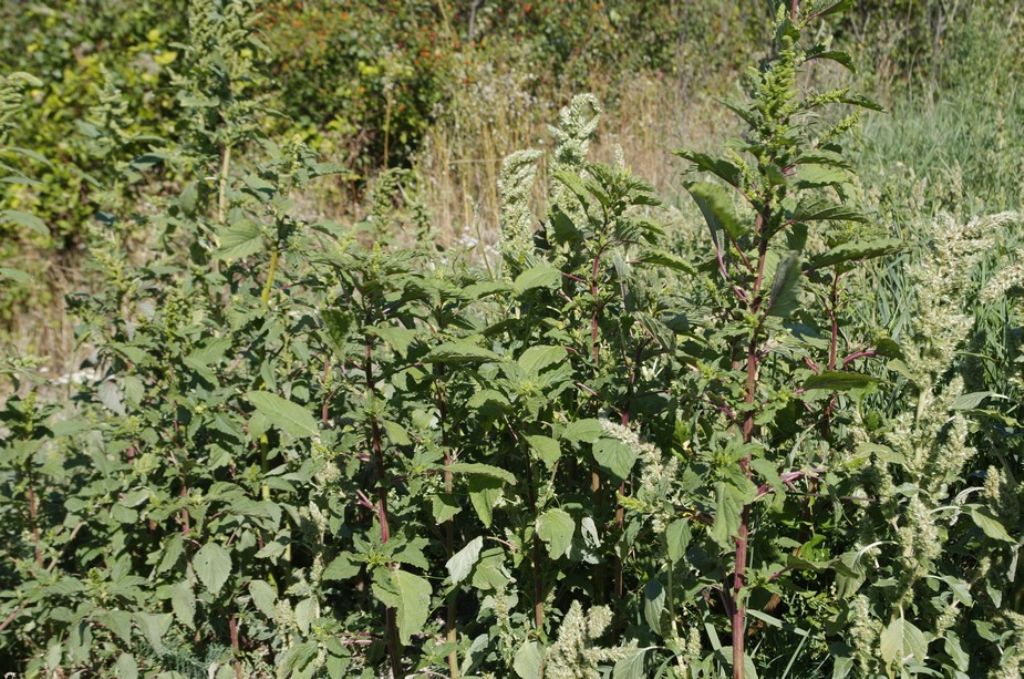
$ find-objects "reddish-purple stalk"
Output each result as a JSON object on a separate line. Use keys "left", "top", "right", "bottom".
{"left": 732, "top": 206, "right": 771, "bottom": 677}
{"left": 229, "top": 616, "right": 242, "bottom": 679}
{"left": 364, "top": 337, "right": 401, "bottom": 678}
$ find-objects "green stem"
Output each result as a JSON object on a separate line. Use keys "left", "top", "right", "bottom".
{"left": 261, "top": 247, "right": 279, "bottom": 306}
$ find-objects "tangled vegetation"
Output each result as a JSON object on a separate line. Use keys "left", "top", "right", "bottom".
{"left": 1, "top": 1, "right": 1022, "bottom": 678}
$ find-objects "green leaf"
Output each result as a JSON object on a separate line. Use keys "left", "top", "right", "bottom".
{"left": 688, "top": 181, "right": 746, "bottom": 241}
{"left": 968, "top": 506, "right": 1015, "bottom": 543}
{"left": 245, "top": 391, "right": 318, "bottom": 438}
{"left": 135, "top": 612, "right": 172, "bottom": 654}
{"left": 115, "top": 653, "right": 138, "bottom": 679}
{"left": 643, "top": 578, "right": 665, "bottom": 635}
{"left": 446, "top": 462, "right": 517, "bottom": 485}
{"left": 880, "top": 617, "right": 928, "bottom": 667}
{"left": 513, "top": 264, "right": 561, "bottom": 294}
{"left": 666, "top": 519, "right": 691, "bottom": 563}
{"left": 802, "top": 371, "right": 878, "bottom": 391}
{"left": 369, "top": 325, "right": 418, "bottom": 358}
{"left": 951, "top": 391, "right": 995, "bottom": 411}
{"left": 295, "top": 597, "right": 319, "bottom": 635}
{"left": 430, "top": 493, "right": 462, "bottom": 523}
{"left": 562, "top": 419, "right": 604, "bottom": 444}
{"left": 372, "top": 569, "right": 432, "bottom": 645}
{"left": 637, "top": 249, "right": 696, "bottom": 275}
{"left": 215, "top": 220, "right": 263, "bottom": 260}
{"left": 98, "top": 610, "right": 133, "bottom": 644}
{"left": 169, "top": 581, "right": 195, "bottom": 628}
{"left": 248, "top": 579, "right": 277, "bottom": 619}
{"left": 468, "top": 476, "right": 504, "bottom": 527}
{"left": 592, "top": 437, "right": 638, "bottom": 480}
{"left": 424, "top": 341, "right": 501, "bottom": 365}
{"left": 513, "top": 640, "right": 544, "bottom": 679}
{"left": 807, "top": 49, "right": 854, "bottom": 71}
{"left": 813, "top": 0, "right": 854, "bottom": 19}
{"left": 613, "top": 647, "right": 655, "bottom": 679}
{"left": 767, "top": 253, "right": 801, "bottom": 318}
{"left": 193, "top": 543, "right": 232, "bottom": 595}
{"left": 323, "top": 554, "right": 360, "bottom": 581}
{"left": 808, "top": 238, "right": 902, "bottom": 270}
{"left": 1, "top": 209, "right": 48, "bottom": 236}
{"left": 791, "top": 198, "right": 867, "bottom": 223}
{"left": 446, "top": 536, "right": 484, "bottom": 585}
{"left": 517, "top": 345, "right": 567, "bottom": 374}
{"left": 675, "top": 150, "right": 743, "bottom": 187}
{"left": 710, "top": 482, "right": 748, "bottom": 549}
{"left": 383, "top": 420, "right": 412, "bottom": 446}
{"left": 536, "top": 508, "right": 575, "bottom": 559}
{"left": 526, "top": 435, "right": 561, "bottom": 467}
{"left": 795, "top": 164, "right": 848, "bottom": 188}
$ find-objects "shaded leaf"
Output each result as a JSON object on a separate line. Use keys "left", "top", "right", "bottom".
{"left": 245, "top": 391, "right": 318, "bottom": 438}
{"left": 372, "top": 569, "right": 432, "bottom": 645}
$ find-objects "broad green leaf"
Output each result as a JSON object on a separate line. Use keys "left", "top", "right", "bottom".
{"left": 767, "top": 253, "right": 801, "bottom": 318}
{"left": 249, "top": 579, "right": 277, "bottom": 619}
{"left": 951, "top": 391, "right": 995, "bottom": 411}
{"left": 675, "top": 150, "right": 743, "bottom": 187}
{"left": 215, "top": 220, "right": 263, "bottom": 260}
{"left": 880, "top": 617, "right": 928, "bottom": 667}
{"left": 323, "top": 554, "right": 360, "bottom": 581}
{"left": 513, "top": 640, "right": 544, "bottom": 679}
{"left": 295, "top": 597, "right": 319, "bottom": 635}
{"left": 369, "top": 325, "right": 418, "bottom": 357}
{"left": 613, "top": 647, "right": 655, "bottom": 679}
{"left": 170, "top": 581, "right": 195, "bottom": 628}
{"left": 115, "top": 653, "right": 138, "bottom": 679}
{"left": 710, "top": 482, "right": 747, "bottom": 549}
{"left": 193, "top": 543, "right": 232, "bottom": 595}
{"left": 790, "top": 198, "right": 867, "bottom": 223}
{"left": 526, "top": 434, "right": 561, "bottom": 467}
{"left": 513, "top": 264, "right": 561, "bottom": 294}
{"left": 517, "top": 345, "right": 567, "bottom": 374}
{"left": 445, "top": 462, "right": 517, "bottom": 485}
{"left": 795, "top": 164, "right": 848, "bottom": 188}
{"left": 98, "top": 610, "right": 133, "bottom": 644}
{"left": 688, "top": 181, "right": 746, "bottom": 241}
{"left": 446, "top": 536, "right": 484, "bottom": 585}
{"left": 592, "top": 437, "right": 637, "bottom": 480}
{"left": 807, "top": 48, "right": 854, "bottom": 71}
{"left": 471, "top": 548, "right": 510, "bottom": 591}
{"left": 135, "top": 612, "right": 172, "bottom": 654}
{"left": 245, "top": 391, "right": 318, "bottom": 438}
{"left": 968, "top": 506, "right": 1015, "bottom": 543}
{"left": 372, "top": 569, "right": 432, "bottom": 645}
{"left": 643, "top": 578, "right": 665, "bottom": 635}
{"left": 383, "top": 419, "right": 412, "bottom": 446}
{"left": 803, "top": 371, "right": 878, "bottom": 391}
{"left": 562, "top": 418, "right": 604, "bottom": 444}
{"left": 665, "top": 519, "right": 691, "bottom": 563}
{"left": 468, "top": 476, "right": 504, "bottom": 527}
{"left": 536, "top": 508, "right": 575, "bottom": 559}
{"left": 430, "top": 493, "right": 462, "bottom": 523}
{"left": 808, "top": 238, "right": 902, "bottom": 270}
{"left": 2, "top": 209, "right": 47, "bottom": 236}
